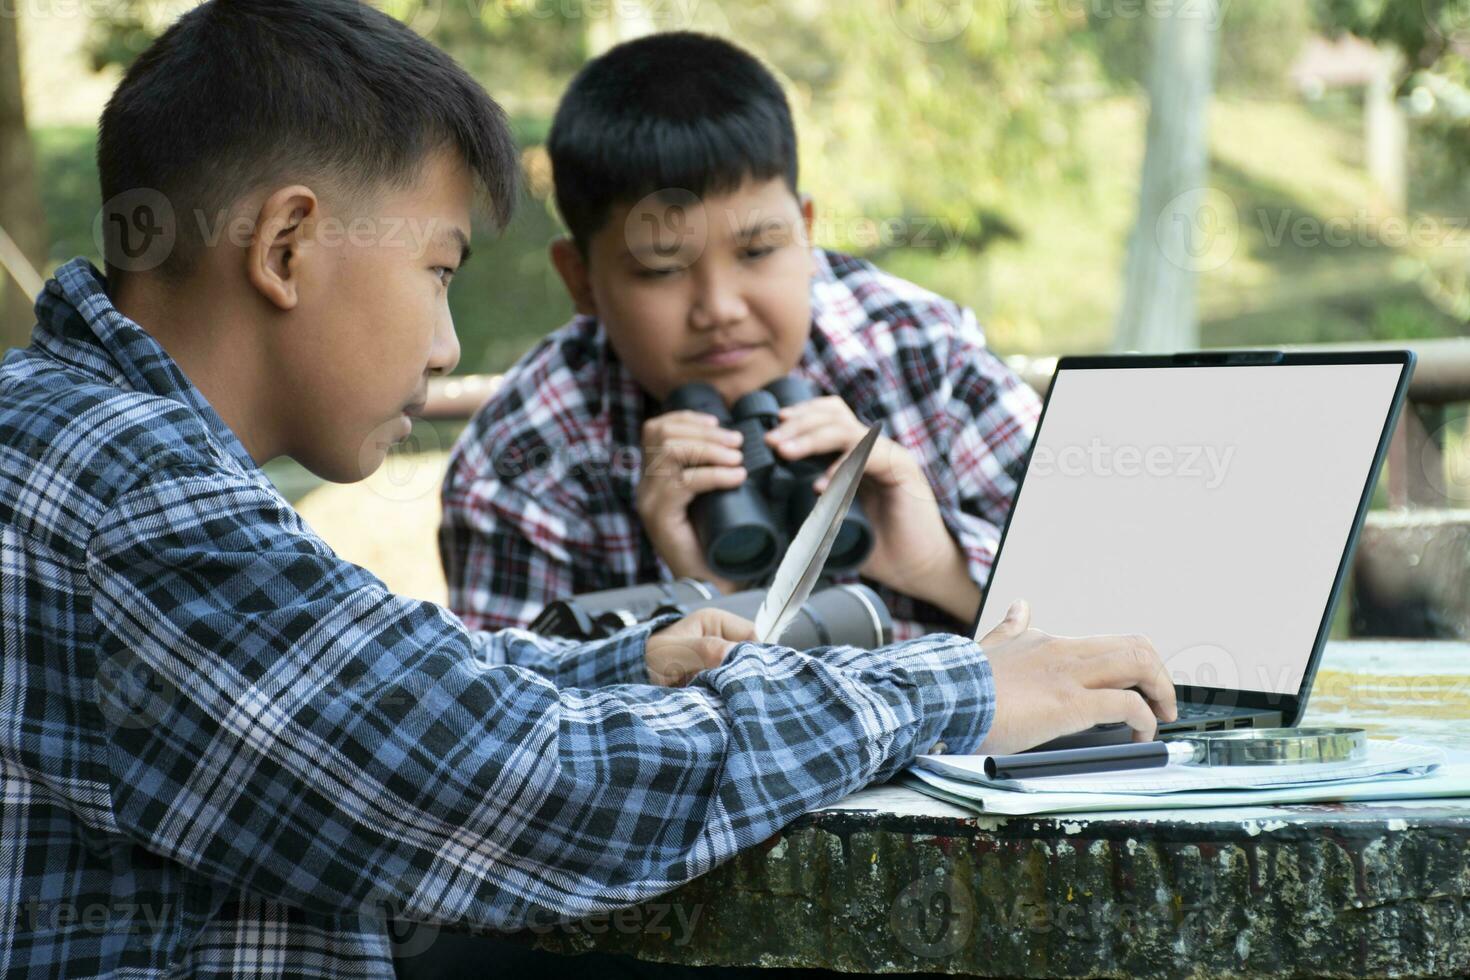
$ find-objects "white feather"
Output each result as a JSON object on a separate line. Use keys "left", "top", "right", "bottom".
{"left": 754, "top": 425, "right": 881, "bottom": 643}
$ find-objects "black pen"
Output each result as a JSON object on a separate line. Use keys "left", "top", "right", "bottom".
{"left": 984, "top": 740, "right": 1198, "bottom": 780}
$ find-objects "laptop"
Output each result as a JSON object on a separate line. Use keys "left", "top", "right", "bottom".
{"left": 969, "top": 349, "right": 1415, "bottom": 751}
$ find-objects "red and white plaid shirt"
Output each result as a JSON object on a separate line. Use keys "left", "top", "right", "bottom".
{"left": 440, "top": 248, "right": 1042, "bottom": 640}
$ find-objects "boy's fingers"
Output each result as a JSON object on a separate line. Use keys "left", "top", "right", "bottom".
{"left": 701, "top": 608, "right": 758, "bottom": 643}
{"left": 646, "top": 641, "right": 706, "bottom": 687}
{"left": 647, "top": 423, "right": 742, "bottom": 451}
{"left": 647, "top": 439, "right": 744, "bottom": 472}
{"left": 769, "top": 399, "right": 839, "bottom": 432}
{"left": 776, "top": 400, "right": 829, "bottom": 422}
{"left": 771, "top": 428, "right": 856, "bottom": 463}
{"left": 655, "top": 410, "right": 723, "bottom": 429}
{"left": 768, "top": 410, "right": 831, "bottom": 439}
{"left": 978, "top": 599, "right": 1030, "bottom": 647}
{"left": 1074, "top": 644, "right": 1174, "bottom": 711}
{"left": 769, "top": 410, "right": 851, "bottom": 446}
{"left": 815, "top": 439, "right": 912, "bottom": 492}
{"left": 670, "top": 465, "right": 747, "bottom": 493}
{"left": 1085, "top": 688, "right": 1158, "bottom": 742}
{"left": 693, "top": 636, "right": 734, "bottom": 671}
{"left": 648, "top": 611, "right": 755, "bottom": 685}
{"left": 671, "top": 438, "right": 744, "bottom": 466}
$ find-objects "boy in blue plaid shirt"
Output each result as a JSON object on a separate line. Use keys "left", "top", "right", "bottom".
{"left": 0, "top": 3, "right": 1173, "bottom": 977}
{"left": 440, "top": 33, "right": 1044, "bottom": 642}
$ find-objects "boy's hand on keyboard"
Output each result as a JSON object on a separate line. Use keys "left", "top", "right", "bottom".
{"left": 974, "top": 599, "right": 1178, "bottom": 755}
{"left": 766, "top": 397, "right": 979, "bottom": 621}
{"left": 646, "top": 608, "right": 758, "bottom": 687}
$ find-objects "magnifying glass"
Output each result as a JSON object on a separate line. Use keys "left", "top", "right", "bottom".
{"left": 984, "top": 728, "right": 1366, "bottom": 781}
{"left": 1163, "top": 727, "right": 1366, "bottom": 767}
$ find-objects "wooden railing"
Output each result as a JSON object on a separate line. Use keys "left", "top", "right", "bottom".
{"left": 422, "top": 374, "right": 505, "bottom": 421}
{"left": 426, "top": 339, "right": 1470, "bottom": 637}
{"left": 428, "top": 339, "right": 1470, "bottom": 508}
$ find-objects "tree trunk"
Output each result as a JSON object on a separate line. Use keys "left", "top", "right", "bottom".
{"left": 1113, "top": 6, "right": 1221, "bottom": 353}
{"left": 1365, "top": 47, "right": 1407, "bottom": 214}
{"left": 584, "top": 4, "right": 655, "bottom": 56}
{"left": 0, "top": 9, "right": 49, "bottom": 352}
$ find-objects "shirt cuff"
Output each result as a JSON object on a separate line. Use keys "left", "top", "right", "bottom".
{"left": 551, "top": 612, "right": 684, "bottom": 688}
{"left": 912, "top": 634, "right": 996, "bottom": 756}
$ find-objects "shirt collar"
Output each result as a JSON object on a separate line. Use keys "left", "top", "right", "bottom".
{"left": 800, "top": 248, "right": 884, "bottom": 414}
{"left": 30, "top": 257, "right": 260, "bottom": 472}
{"left": 586, "top": 316, "right": 645, "bottom": 445}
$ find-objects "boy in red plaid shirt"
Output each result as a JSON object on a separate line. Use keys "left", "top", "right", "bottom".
{"left": 441, "top": 32, "right": 1043, "bottom": 640}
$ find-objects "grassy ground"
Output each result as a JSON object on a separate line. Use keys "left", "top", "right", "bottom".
{"left": 292, "top": 448, "right": 456, "bottom": 605}
{"left": 966, "top": 93, "right": 1464, "bottom": 354}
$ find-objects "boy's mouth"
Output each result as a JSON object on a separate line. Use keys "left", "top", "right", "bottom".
{"left": 688, "top": 342, "right": 762, "bottom": 368}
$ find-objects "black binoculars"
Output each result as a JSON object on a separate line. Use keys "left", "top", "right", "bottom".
{"left": 662, "top": 377, "right": 875, "bottom": 581}
{"left": 529, "top": 577, "right": 893, "bottom": 650}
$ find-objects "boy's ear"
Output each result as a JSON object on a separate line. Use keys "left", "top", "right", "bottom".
{"left": 247, "top": 186, "right": 318, "bottom": 311}
{"left": 549, "top": 236, "right": 597, "bottom": 317}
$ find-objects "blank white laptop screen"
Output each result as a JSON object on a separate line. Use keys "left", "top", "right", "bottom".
{"left": 973, "top": 362, "right": 1404, "bottom": 696}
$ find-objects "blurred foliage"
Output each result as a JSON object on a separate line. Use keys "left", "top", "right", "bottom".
{"left": 1312, "top": 0, "right": 1470, "bottom": 73}
{"left": 1089, "top": 0, "right": 1312, "bottom": 95}
{"left": 76, "top": 0, "right": 1111, "bottom": 367}
{"left": 1313, "top": 0, "right": 1470, "bottom": 324}
{"left": 83, "top": 0, "right": 1097, "bottom": 260}
{"left": 1309, "top": 1, "right": 1470, "bottom": 196}
{"left": 40, "top": 0, "right": 1461, "bottom": 372}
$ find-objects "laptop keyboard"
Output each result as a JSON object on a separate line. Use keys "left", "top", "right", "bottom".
{"left": 1164, "top": 702, "right": 1266, "bottom": 732}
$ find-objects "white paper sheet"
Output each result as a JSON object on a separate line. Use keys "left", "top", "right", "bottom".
{"left": 913, "top": 739, "right": 1444, "bottom": 795}
{"left": 901, "top": 743, "right": 1470, "bottom": 817}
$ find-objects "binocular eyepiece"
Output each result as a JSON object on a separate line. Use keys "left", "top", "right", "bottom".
{"left": 663, "top": 377, "right": 875, "bottom": 581}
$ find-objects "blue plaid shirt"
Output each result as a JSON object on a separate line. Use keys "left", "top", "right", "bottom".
{"left": 0, "top": 257, "right": 996, "bottom": 978}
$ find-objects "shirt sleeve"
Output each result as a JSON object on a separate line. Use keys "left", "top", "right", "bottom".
{"left": 439, "top": 450, "right": 592, "bottom": 632}
{"left": 933, "top": 307, "right": 1043, "bottom": 591}
{"left": 87, "top": 463, "right": 995, "bottom": 931}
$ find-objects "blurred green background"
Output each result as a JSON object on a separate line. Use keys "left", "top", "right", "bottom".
{"left": 8, "top": 0, "right": 1470, "bottom": 370}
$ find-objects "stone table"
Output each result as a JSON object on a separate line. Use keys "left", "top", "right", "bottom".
{"left": 526, "top": 641, "right": 1470, "bottom": 977}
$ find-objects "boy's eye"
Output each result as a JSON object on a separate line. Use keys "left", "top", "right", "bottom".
{"left": 434, "top": 266, "right": 456, "bottom": 286}
{"left": 635, "top": 265, "right": 682, "bottom": 279}
{"left": 742, "top": 245, "right": 776, "bottom": 260}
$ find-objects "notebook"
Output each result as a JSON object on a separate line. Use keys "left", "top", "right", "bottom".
{"left": 902, "top": 742, "right": 1463, "bottom": 817}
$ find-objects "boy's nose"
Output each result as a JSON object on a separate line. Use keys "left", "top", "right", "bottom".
{"left": 429, "top": 315, "right": 461, "bottom": 376}
{"left": 689, "top": 277, "right": 749, "bottom": 331}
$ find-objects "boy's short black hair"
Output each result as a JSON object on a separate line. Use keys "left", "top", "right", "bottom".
{"left": 547, "top": 32, "right": 798, "bottom": 254}
{"left": 97, "top": 0, "right": 518, "bottom": 282}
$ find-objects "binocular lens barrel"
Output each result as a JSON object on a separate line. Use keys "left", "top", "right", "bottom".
{"left": 663, "top": 383, "right": 729, "bottom": 421}
{"left": 690, "top": 583, "right": 893, "bottom": 650}
{"left": 530, "top": 579, "right": 894, "bottom": 650}
{"left": 528, "top": 578, "right": 720, "bottom": 638}
{"left": 783, "top": 483, "right": 874, "bottom": 574}
{"left": 661, "top": 379, "right": 876, "bottom": 582}
{"left": 830, "top": 519, "right": 871, "bottom": 571}
{"left": 693, "top": 491, "right": 784, "bottom": 581}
